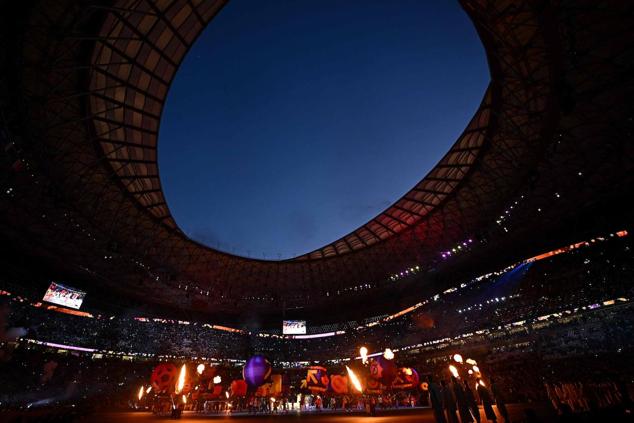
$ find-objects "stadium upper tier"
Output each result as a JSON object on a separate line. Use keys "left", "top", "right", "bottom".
{"left": 5, "top": 232, "right": 633, "bottom": 363}
{"left": 0, "top": 0, "right": 633, "bottom": 321}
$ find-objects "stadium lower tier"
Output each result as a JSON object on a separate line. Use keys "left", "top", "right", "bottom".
{"left": 2, "top": 234, "right": 632, "bottom": 363}
{"left": 1, "top": 306, "right": 633, "bottom": 418}
{"left": 1, "top": 235, "right": 633, "bottom": 418}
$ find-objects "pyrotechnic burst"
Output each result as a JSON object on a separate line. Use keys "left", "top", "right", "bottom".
{"left": 449, "top": 365, "right": 459, "bottom": 378}
{"left": 346, "top": 366, "right": 363, "bottom": 393}
{"left": 175, "top": 364, "right": 186, "bottom": 394}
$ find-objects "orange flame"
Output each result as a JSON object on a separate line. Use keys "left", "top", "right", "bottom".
{"left": 449, "top": 365, "right": 459, "bottom": 378}
{"left": 176, "top": 364, "right": 186, "bottom": 394}
{"left": 383, "top": 348, "right": 395, "bottom": 360}
{"left": 138, "top": 385, "right": 144, "bottom": 401}
{"left": 360, "top": 347, "right": 368, "bottom": 364}
{"left": 346, "top": 366, "right": 363, "bottom": 393}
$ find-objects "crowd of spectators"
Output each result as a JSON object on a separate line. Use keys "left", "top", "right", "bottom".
{"left": 1, "top": 235, "right": 632, "bottom": 420}
{"left": 2, "top": 236, "right": 632, "bottom": 363}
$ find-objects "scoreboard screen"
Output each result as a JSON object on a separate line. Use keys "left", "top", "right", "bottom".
{"left": 282, "top": 320, "right": 306, "bottom": 335}
{"left": 42, "top": 282, "right": 86, "bottom": 309}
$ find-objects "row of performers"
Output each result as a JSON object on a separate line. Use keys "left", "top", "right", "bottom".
{"left": 148, "top": 354, "right": 424, "bottom": 400}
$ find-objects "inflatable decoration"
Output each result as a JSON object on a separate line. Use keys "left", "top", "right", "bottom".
{"left": 182, "top": 381, "right": 193, "bottom": 394}
{"left": 201, "top": 366, "right": 217, "bottom": 379}
{"left": 271, "top": 374, "right": 282, "bottom": 395}
{"left": 151, "top": 363, "right": 178, "bottom": 392}
{"left": 370, "top": 356, "right": 397, "bottom": 387}
{"left": 282, "top": 373, "right": 291, "bottom": 393}
{"left": 230, "top": 380, "right": 248, "bottom": 397}
{"left": 256, "top": 382, "right": 272, "bottom": 397}
{"left": 306, "top": 366, "right": 329, "bottom": 392}
{"left": 365, "top": 377, "right": 382, "bottom": 394}
{"left": 243, "top": 355, "right": 272, "bottom": 388}
{"left": 210, "top": 385, "right": 223, "bottom": 398}
{"left": 330, "top": 375, "right": 349, "bottom": 394}
{"left": 393, "top": 367, "right": 420, "bottom": 389}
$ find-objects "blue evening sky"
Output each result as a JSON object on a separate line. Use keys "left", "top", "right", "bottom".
{"left": 158, "top": 0, "right": 488, "bottom": 259}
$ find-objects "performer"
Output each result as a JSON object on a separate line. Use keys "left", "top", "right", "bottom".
{"left": 476, "top": 380, "right": 497, "bottom": 422}
{"left": 428, "top": 376, "right": 446, "bottom": 423}
{"left": 453, "top": 376, "right": 473, "bottom": 423}
{"left": 442, "top": 379, "right": 459, "bottom": 423}
{"left": 369, "top": 396, "right": 377, "bottom": 416}
{"left": 490, "top": 377, "right": 510, "bottom": 423}
{"left": 463, "top": 379, "right": 481, "bottom": 423}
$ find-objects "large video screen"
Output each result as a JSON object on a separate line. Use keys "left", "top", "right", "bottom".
{"left": 283, "top": 320, "right": 307, "bottom": 335}
{"left": 42, "top": 282, "right": 86, "bottom": 310}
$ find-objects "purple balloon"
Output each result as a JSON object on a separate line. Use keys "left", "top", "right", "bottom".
{"left": 372, "top": 356, "right": 398, "bottom": 387}
{"left": 243, "top": 355, "right": 272, "bottom": 388}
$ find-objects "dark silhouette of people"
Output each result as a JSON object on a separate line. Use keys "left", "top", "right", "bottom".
{"left": 368, "top": 396, "right": 377, "bottom": 416}
{"left": 476, "top": 379, "right": 497, "bottom": 422}
{"left": 428, "top": 376, "right": 447, "bottom": 423}
{"left": 490, "top": 377, "right": 510, "bottom": 423}
{"left": 464, "top": 379, "right": 481, "bottom": 423}
{"left": 557, "top": 401, "right": 575, "bottom": 423}
{"left": 523, "top": 408, "right": 542, "bottom": 423}
{"left": 442, "top": 379, "right": 459, "bottom": 423}
{"left": 453, "top": 376, "right": 473, "bottom": 423}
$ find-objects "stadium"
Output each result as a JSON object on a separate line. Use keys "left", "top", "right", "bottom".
{"left": 1, "top": 0, "right": 633, "bottom": 422}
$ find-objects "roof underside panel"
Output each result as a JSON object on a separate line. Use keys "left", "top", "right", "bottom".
{"left": 5, "top": 0, "right": 632, "bottom": 317}
{"left": 298, "top": 90, "right": 491, "bottom": 259}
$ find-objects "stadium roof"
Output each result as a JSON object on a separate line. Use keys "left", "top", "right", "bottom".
{"left": 1, "top": 0, "right": 632, "bottom": 323}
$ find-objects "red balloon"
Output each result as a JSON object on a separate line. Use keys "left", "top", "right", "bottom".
{"left": 151, "top": 363, "right": 178, "bottom": 393}
{"left": 210, "top": 385, "right": 223, "bottom": 398}
{"left": 201, "top": 366, "right": 217, "bottom": 379}
{"left": 330, "top": 375, "right": 348, "bottom": 394}
{"left": 366, "top": 377, "right": 382, "bottom": 394}
{"left": 230, "top": 379, "right": 248, "bottom": 397}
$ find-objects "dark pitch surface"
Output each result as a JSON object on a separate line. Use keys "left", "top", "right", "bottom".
{"left": 85, "top": 404, "right": 555, "bottom": 422}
